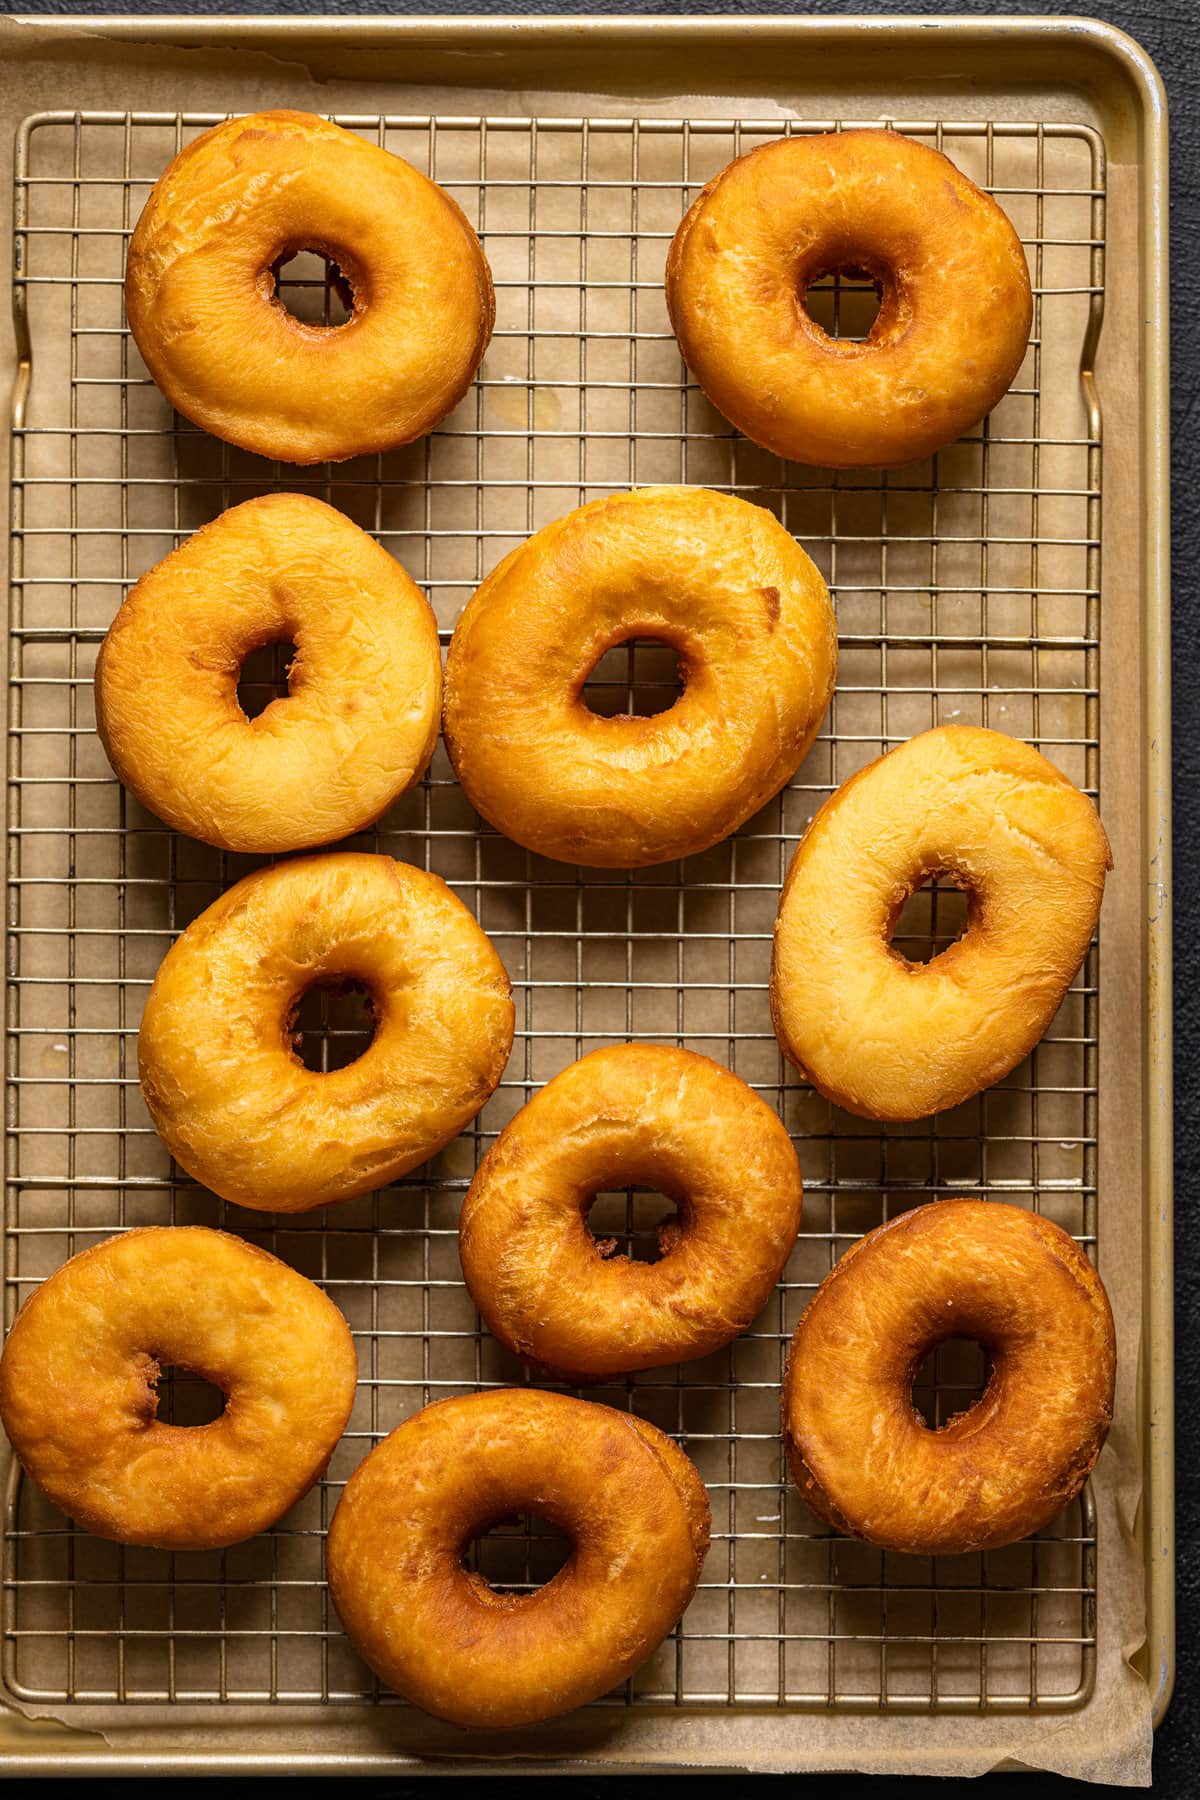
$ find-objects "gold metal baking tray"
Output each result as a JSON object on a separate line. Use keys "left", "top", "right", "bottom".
{"left": 0, "top": 14, "right": 1171, "bottom": 1779}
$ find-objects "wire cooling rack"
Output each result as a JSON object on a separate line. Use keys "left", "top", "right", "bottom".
{"left": 3, "top": 110, "right": 1103, "bottom": 1716}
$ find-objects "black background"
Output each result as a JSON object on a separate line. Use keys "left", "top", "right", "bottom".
{"left": 0, "top": 0, "right": 1193, "bottom": 1792}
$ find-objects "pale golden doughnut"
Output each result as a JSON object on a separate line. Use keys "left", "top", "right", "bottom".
{"left": 666, "top": 130, "right": 1032, "bottom": 468}
{"left": 126, "top": 110, "right": 494, "bottom": 464}
{"left": 95, "top": 494, "right": 441, "bottom": 854}
{"left": 782, "top": 1201, "right": 1116, "bottom": 1555}
{"left": 443, "top": 486, "right": 836, "bottom": 867}
{"left": 138, "top": 853, "right": 514, "bottom": 1213}
{"left": 0, "top": 1228, "right": 358, "bottom": 1550}
{"left": 460, "top": 1044, "right": 803, "bottom": 1379}
{"left": 326, "top": 1388, "right": 710, "bottom": 1727}
{"left": 770, "top": 727, "right": 1110, "bottom": 1120}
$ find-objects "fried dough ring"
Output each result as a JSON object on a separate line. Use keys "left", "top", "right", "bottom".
{"left": 443, "top": 486, "right": 836, "bottom": 868}
{"left": 460, "top": 1045, "right": 803, "bottom": 1379}
{"left": 0, "top": 1228, "right": 358, "bottom": 1549}
{"left": 782, "top": 1201, "right": 1116, "bottom": 1555}
{"left": 326, "top": 1388, "right": 710, "bottom": 1727}
{"left": 138, "top": 853, "right": 514, "bottom": 1213}
{"left": 95, "top": 494, "right": 441, "bottom": 854}
{"left": 666, "top": 130, "right": 1032, "bottom": 468}
{"left": 126, "top": 110, "right": 494, "bottom": 464}
{"left": 770, "top": 727, "right": 1110, "bottom": 1120}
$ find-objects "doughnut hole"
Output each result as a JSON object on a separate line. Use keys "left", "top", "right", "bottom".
{"left": 586, "top": 1187, "right": 684, "bottom": 1265}
{"left": 270, "top": 247, "right": 355, "bottom": 327}
{"left": 890, "top": 875, "right": 973, "bottom": 966}
{"left": 288, "top": 977, "right": 377, "bottom": 1074}
{"left": 911, "top": 1336, "right": 992, "bottom": 1430}
{"left": 580, "top": 636, "right": 684, "bottom": 719}
{"left": 236, "top": 638, "right": 297, "bottom": 720}
{"left": 464, "top": 1514, "right": 574, "bottom": 1597}
{"left": 796, "top": 244, "right": 911, "bottom": 352}
{"left": 150, "top": 1363, "right": 226, "bottom": 1428}
{"left": 802, "top": 267, "right": 884, "bottom": 343}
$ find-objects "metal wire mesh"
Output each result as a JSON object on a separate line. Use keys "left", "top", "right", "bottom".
{"left": 3, "top": 109, "right": 1103, "bottom": 1716}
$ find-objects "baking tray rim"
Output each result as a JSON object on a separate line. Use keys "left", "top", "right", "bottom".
{"left": 0, "top": 9, "right": 1173, "bottom": 1774}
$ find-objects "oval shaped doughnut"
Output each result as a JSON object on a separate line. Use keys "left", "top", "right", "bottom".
{"left": 126, "top": 110, "right": 494, "bottom": 464}
{"left": 460, "top": 1044, "right": 802, "bottom": 1379}
{"left": 770, "top": 727, "right": 1110, "bottom": 1120}
{"left": 0, "top": 1228, "right": 358, "bottom": 1549}
{"left": 326, "top": 1388, "right": 709, "bottom": 1727}
{"left": 95, "top": 494, "right": 441, "bottom": 854}
{"left": 443, "top": 487, "right": 836, "bottom": 867}
{"left": 138, "top": 853, "right": 514, "bottom": 1213}
{"left": 782, "top": 1201, "right": 1116, "bottom": 1554}
{"left": 666, "top": 130, "right": 1032, "bottom": 469}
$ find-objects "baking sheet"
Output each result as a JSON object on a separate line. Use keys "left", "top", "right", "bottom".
{"left": 0, "top": 14, "right": 1170, "bottom": 1783}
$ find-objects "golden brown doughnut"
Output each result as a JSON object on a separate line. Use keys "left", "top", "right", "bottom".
{"left": 0, "top": 1227, "right": 357, "bottom": 1550}
{"left": 126, "top": 110, "right": 494, "bottom": 465}
{"left": 95, "top": 494, "right": 441, "bottom": 854}
{"left": 326, "top": 1388, "right": 709, "bottom": 1727}
{"left": 665, "top": 129, "right": 1032, "bottom": 469}
{"left": 782, "top": 1201, "right": 1116, "bottom": 1555}
{"left": 770, "top": 726, "right": 1110, "bottom": 1120}
{"left": 443, "top": 486, "right": 836, "bottom": 867}
{"left": 138, "top": 852, "right": 514, "bottom": 1213}
{"left": 460, "top": 1044, "right": 802, "bottom": 1379}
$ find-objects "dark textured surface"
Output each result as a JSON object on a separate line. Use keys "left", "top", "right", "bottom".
{"left": 0, "top": 0, "right": 1192, "bottom": 1791}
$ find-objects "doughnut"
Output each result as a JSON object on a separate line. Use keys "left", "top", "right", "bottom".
{"left": 126, "top": 110, "right": 494, "bottom": 465}
{"left": 782, "top": 1201, "right": 1116, "bottom": 1555}
{"left": 326, "top": 1388, "right": 710, "bottom": 1727}
{"left": 0, "top": 1227, "right": 358, "bottom": 1549}
{"left": 460, "top": 1044, "right": 803, "bottom": 1379}
{"left": 665, "top": 129, "right": 1032, "bottom": 469}
{"left": 770, "top": 726, "right": 1110, "bottom": 1120}
{"left": 95, "top": 493, "right": 441, "bottom": 854}
{"left": 138, "top": 852, "right": 514, "bottom": 1212}
{"left": 443, "top": 487, "right": 836, "bottom": 867}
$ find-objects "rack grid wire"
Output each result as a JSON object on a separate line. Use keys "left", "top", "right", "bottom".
{"left": 3, "top": 109, "right": 1103, "bottom": 1718}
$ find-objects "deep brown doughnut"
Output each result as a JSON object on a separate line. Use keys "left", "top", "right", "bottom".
{"left": 326, "top": 1388, "right": 710, "bottom": 1728}
{"left": 782, "top": 1201, "right": 1116, "bottom": 1555}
